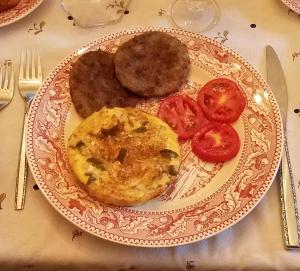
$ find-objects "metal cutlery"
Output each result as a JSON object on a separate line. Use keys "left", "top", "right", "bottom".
{"left": 266, "top": 45, "right": 300, "bottom": 248}
{"left": 0, "top": 60, "right": 14, "bottom": 110}
{"left": 15, "top": 49, "right": 42, "bottom": 210}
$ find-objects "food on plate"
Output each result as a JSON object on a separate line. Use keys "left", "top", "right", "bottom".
{"left": 114, "top": 31, "right": 190, "bottom": 97}
{"left": 197, "top": 78, "right": 246, "bottom": 123}
{"left": 158, "top": 95, "right": 207, "bottom": 140}
{"left": 157, "top": 78, "right": 245, "bottom": 163}
{"left": 69, "top": 50, "right": 139, "bottom": 118}
{"left": 0, "top": 0, "right": 20, "bottom": 12}
{"left": 67, "top": 107, "right": 181, "bottom": 206}
{"left": 191, "top": 122, "right": 240, "bottom": 163}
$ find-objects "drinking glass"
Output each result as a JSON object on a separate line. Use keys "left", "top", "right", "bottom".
{"left": 61, "top": 0, "right": 131, "bottom": 28}
{"left": 171, "top": 0, "right": 220, "bottom": 32}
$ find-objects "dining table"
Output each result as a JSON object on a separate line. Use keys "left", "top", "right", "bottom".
{"left": 1, "top": 0, "right": 300, "bottom": 270}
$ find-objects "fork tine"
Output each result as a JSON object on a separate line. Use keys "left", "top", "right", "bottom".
{"left": 0, "top": 62, "right": 3, "bottom": 88}
{"left": 31, "top": 49, "right": 36, "bottom": 78}
{"left": 19, "top": 49, "right": 25, "bottom": 80}
{"left": 37, "top": 50, "right": 42, "bottom": 80}
{"left": 25, "top": 48, "right": 30, "bottom": 79}
{"left": 7, "top": 60, "right": 14, "bottom": 90}
{"left": 11, "top": 63, "right": 14, "bottom": 90}
{"left": 3, "top": 60, "right": 9, "bottom": 89}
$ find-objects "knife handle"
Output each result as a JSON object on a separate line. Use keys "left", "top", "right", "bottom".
{"left": 280, "top": 135, "right": 300, "bottom": 248}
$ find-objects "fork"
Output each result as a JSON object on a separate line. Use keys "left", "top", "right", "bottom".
{"left": 15, "top": 49, "right": 42, "bottom": 210}
{"left": 0, "top": 60, "right": 14, "bottom": 110}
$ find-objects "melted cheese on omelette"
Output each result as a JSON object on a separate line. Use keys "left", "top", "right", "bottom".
{"left": 67, "top": 107, "right": 181, "bottom": 206}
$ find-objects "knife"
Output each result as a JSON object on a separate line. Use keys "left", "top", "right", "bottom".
{"left": 266, "top": 45, "right": 300, "bottom": 248}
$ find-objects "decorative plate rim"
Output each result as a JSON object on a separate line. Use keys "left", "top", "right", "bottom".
{"left": 280, "top": 0, "right": 300, "bottom": 14}
{"left": 26, "top": 27, "right": 283, "bottom": 247}
{"left": 0, "top": 0, "right": 44, "bottom": 27}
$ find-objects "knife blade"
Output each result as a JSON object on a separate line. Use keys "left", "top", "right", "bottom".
{"left": 266, "top": 45, "right": 300, "bottom": 248}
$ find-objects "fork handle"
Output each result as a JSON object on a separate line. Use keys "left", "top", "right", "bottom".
{"left": 280, "top": 135, "right": 300, "bottom": 248}
{"left": 15, "top": 101, "right": 30, "bottom": 210}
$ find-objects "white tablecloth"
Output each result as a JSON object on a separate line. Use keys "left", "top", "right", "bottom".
{"left": 1, "top": 0, "right": 300, "bottom": 270}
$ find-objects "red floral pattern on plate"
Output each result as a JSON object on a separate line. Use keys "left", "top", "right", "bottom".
{"left": 0, "top": 0, "right": 43, "bottom": 27}
{"left": 26, "top": 28, "right": 282, "bottom": 247}
{"left": 281, "top": 0, "right": 300, "bottom": 14}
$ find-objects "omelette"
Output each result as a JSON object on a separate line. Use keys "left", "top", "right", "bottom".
{"left": 67, "top": 107, "right": 181, "bottom": 206}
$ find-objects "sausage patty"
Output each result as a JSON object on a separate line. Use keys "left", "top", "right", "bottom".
{"left": 114, "top": 31, "right": 190, "bottom": 97}
{"left": 69, "top": 50, "right": 139, "bottom": 118}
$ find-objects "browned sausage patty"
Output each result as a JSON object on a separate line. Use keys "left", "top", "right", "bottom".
{"left": 0, "top": 0, "right": 20, "bottom": 12}
{"left": 69, "top": 50, "right": 139, "bottom": 118}
{"left": 114, "top": 31, "right": 190, "bottom": 97}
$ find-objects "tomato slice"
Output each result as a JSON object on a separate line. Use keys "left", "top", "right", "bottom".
{"left": 197, "top": 78, "right": 246, "bottom": 123}
{"left": 158, "top": 95, "right": 206, "bottom": 140}
{"left": 191, "top": 122, "right": 240, "bottom": 163}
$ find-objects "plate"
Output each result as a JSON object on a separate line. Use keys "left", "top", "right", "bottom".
{"left": 281, "top": 0, "right": 300, "bottom": 13}
{"left": 26, "top": 28, "right": 282, "bottom": 247}
{"left": 0, "top": 0, "right": 43, "bottom": 27}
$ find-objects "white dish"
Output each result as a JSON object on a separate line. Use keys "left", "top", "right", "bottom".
{"left": 281, "top": 0, "right": 300, "bottom": 14}
{"left": 0, "top": 0, "right": 43, "bottom": 27}
{"left": 26, "top": 28, "right": 282, "bottom": 247}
